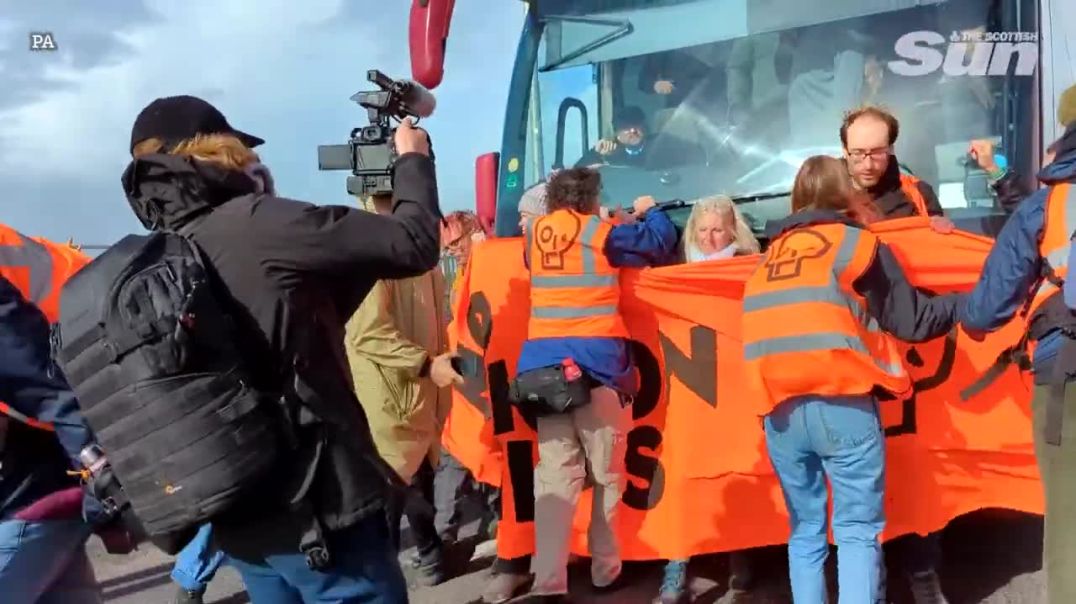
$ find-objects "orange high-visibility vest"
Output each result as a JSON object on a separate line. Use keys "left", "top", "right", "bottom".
{"left": 0, "top": 224, "right": 91, "bottom": 432}
{"left": 525, "top": 209, "right": 628, "bottom": 339}
{"left": 0, "top": 225, "right": 90, "bottom": 324}
{"left": 1029, "top": 183, "right": 1076, "bottom": 314}
{"left": 899, "top": 173, "right": 930, "bottom": 217}
{"left": 742, "top": 222, "right": 911, "bottom": 411}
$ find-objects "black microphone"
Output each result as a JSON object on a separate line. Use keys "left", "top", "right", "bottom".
{"left": 395, "top": 79, "right": 437, "bottom": 119}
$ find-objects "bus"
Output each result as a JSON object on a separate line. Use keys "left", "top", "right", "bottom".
{"left": 412, "top": 0, "right": 1076, "bottom": 238}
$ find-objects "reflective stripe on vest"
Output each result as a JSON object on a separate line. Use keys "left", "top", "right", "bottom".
{"left": 742, "top": 223, "right": 911, "bottom": 409}
{"left": 0, "top": 225, "right": 85, "bottom": 432}
{"left": 0, "top": 402, "right": 56, "bottom": 432}
{"left": 743, "top": 227, "right": 903, "bottom": 377}
{"left": 899, "top": 173, "right": 930, "bottom": 217}
{"left": 530, "top": 214, "right": 618, "bottom": 319}
{"left": 527, "top": 210, "right": 627, "bottom": 338}
{"left": 0, "top": 229, "right": 55, "bottom": 312}
{"left": 1033, "top": 183, "right": 1076, "bottom": 306}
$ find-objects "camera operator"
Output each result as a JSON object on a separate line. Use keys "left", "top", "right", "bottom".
{"left": 122, "top": 95, "right": 444, "bottom": 602}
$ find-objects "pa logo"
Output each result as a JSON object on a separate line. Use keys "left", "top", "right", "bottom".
{"left": 30, "top": 32, "right": 57, "bottom": 51}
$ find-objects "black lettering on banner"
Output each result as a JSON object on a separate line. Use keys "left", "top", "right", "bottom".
{"left": 885, "top": 329, "right": 957, "bottom": 437}
{"left": 457, "top": 292, "right": 495, "bottom": 417}
{"left": 659, "top": 326, "right": 718, "bottom": 407}
{"left": 457, "top": 347, "right": 491, "bottom": 417}
{"left": 506, "top": 440, "right": 536, "bottom": 522}
{"left": 630, "top": 340, "right": 663, "bottom": 421}
{"left": 466, "top": 292, "right": 494, "bottom": 349}
{"left": 621, "top": 340, "right": 667, "bottom": 510}
{"left": 623, "top": 426, "right": 666, "bottom": 510}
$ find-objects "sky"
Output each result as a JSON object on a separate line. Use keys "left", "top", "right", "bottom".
{"left": 0, "top": 0, "right": 525, "bottom": 246}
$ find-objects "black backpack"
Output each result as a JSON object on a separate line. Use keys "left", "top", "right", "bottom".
{"left": 53, "top": 228, "right": 280, "bottom": 553}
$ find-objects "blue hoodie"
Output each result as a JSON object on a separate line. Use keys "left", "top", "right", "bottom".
{"left": 959, "top": 126, "right": 1076, "bottom": 382}
{"left": 0, "top": 275, "right": 95, "bottom": 519}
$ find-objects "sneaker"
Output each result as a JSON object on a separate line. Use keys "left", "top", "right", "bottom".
{"left": 653, "top": 559, "right": 688, "bottom": 604}
{"left": 481, "top": 571, "right": 533, "bottom": 604}
{"left": 909, "top": 571, "right": 949, "bottom": 604}
{"left": 415, "top": 549, "right": 447, "bottom": 587}
{"left": 172, "top": 586, "right": 206, "bottom": 604}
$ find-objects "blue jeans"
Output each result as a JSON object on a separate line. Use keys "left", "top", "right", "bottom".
{"left": 764, "top": 395, "right": 886, "bottom": 604}
{"left": 0, "top": 517, "right": 102, "bottom": 603}
{"left": 172, "top": 523, "right": 227, "bottom": 592}
{"left": 228, "top": 514, "right": 408, "bottom": 604}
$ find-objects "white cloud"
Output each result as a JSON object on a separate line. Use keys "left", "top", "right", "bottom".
{"left": 0, "top": 0, "right": 521, "bottom": 243}
{"left": 0, "top": 0, "right": 382, "bottom": 180}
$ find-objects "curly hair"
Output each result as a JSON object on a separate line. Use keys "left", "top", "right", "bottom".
{"left": 546, "top": 168, "right": 601, "bottom": 214}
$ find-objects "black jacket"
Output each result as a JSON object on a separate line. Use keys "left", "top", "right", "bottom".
{"left": 0, "top": 275, "right": 94, "bottom": 519}
{"left": 120, "top": 153, "right": 442, "bottom": 555}
{"left": 764, "top": 211, "right": 960, "bottom": 343}
{"left": 873, "top": 160, "right": 944, "bottom": 219}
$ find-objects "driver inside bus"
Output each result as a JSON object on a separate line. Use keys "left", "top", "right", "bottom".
{"left": 576, "top": 106, "right": 705, "bottom": 171}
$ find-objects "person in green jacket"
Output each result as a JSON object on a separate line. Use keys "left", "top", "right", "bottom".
{"left": 345, "top": 194, "right": 463, "bottom": 586}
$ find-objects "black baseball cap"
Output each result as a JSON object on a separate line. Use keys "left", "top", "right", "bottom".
{"left": 614, "top": 106, "right": 647, "bottom": 131}
{"left": 129, "top": 95, "right": 264, "bottom": 154}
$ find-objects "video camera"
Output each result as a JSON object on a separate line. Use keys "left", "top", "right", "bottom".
{"left": 317, "top": 70, "right": 437, "bottom": 197}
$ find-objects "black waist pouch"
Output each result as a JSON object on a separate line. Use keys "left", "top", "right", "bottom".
{"left": 509, "top": 366, "right": 593, "bottom": 416}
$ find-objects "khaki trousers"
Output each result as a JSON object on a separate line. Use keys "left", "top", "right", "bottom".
{"left": 531, "top": 386, "right": 631, "bottom": 595}
{"left": 1032, "top": 383, "right": 1076, "bottom": 603}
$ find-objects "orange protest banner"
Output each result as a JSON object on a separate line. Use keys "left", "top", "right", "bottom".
{"left": 442, "top": 218, "right": 1041, "bottom": 560}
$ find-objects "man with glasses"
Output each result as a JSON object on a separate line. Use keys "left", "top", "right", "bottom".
{"left": 841, "top": 105, "right": 955, "bottom": 234}
{"left": 840, "top": 105, "right": 953, "bottom": 603}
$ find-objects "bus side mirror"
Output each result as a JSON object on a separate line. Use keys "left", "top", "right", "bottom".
{"left": 475, "top": 152, "right": 499, "bottom": 234}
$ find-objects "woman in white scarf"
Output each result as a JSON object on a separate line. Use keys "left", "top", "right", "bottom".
{"left": 681, "top": 195, "right": 760, "bottom": 262}
{"left": 656, "top": 194, "right": 762, "bottom": 604}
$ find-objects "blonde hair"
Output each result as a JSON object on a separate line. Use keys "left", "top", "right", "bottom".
{"left": 683, "top": 195, "right": 760, "bottom": 256}
{"left": 132, "top": 133, "right": 259, "bottom": 171}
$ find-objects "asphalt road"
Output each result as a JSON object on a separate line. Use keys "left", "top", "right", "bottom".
{"left": 89, "top": 509, "right": 1046, "bottom": 603}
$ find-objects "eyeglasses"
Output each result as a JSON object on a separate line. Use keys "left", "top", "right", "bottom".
{"left": 847, "top": 147, "right": 892, "bottom": 162}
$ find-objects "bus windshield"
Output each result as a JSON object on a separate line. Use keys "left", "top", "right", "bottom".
{"left": 519, "top": 0, "right": 1038, "bottom": 232}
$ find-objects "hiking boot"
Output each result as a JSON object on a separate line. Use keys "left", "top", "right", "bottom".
{"left": 481, "top": 571, "right": 532, "bottom": 604}
{"left": 172, "top": 585, "right": 206, "bottom": 604}
{"left": 652, "top": 559, "right": 688, "bottom": 604}
{"left": 909, "top": 570, "right": 949, "bottom": 604}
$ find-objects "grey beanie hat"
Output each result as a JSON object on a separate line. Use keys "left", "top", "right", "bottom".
{"left": 518, "top": 182, "right": 549, "bottom": 216}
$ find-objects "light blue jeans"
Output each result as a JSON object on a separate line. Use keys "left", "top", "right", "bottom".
{"left": 764, "top": 395, "right": 886, "bottom": 604}
{"left": 0, "top": 517, "right": 102, "bottom": 603}
{"left": 172, "top": 523, "right": 227, "bottom": 592}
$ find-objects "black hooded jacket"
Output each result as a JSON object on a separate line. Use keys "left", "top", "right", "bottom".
{"left": 871, "top": 159, "right": 944, "bottom": 219}
{"left": 121, "top": 152, "right": 442, "bottom": 555}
